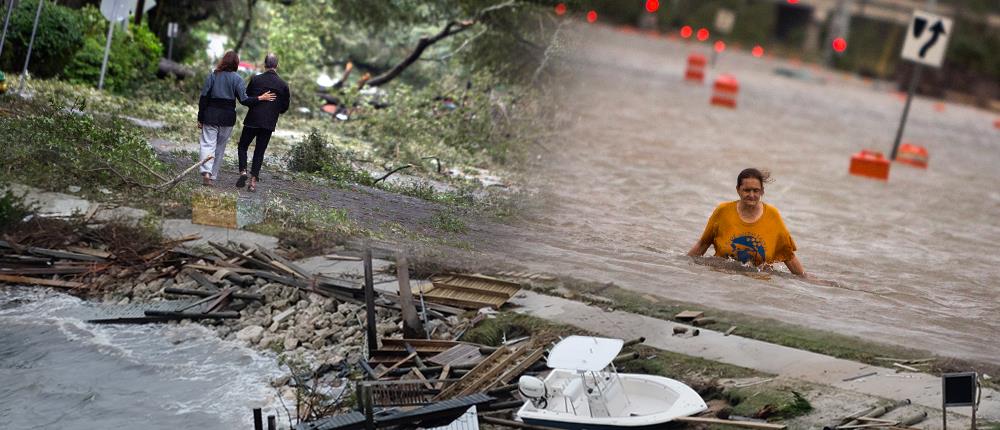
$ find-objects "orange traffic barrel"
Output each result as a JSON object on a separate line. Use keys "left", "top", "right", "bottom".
{"left": 849, "top": 150, "right": 890, "bottom": 180}
{"left": 895, "top": 143, "right": 928, "bottom": 169}
{"left": 710, "top": 74, "right": 739, "bottom": 108}
{"left": 685, "top": 53, "right": 707, "bottom": 83}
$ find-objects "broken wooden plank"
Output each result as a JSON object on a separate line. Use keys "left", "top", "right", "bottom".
{"left": 0, "top": 241, "right": 107, "bottom": 262}
{"left": 185, "top": 269, "right": 220, "bottom": 292}
{"left": 0, "top": 266, "right": 99, "bottom": 275}
{"left": 674, "top": 416, "right": 786, "bottom": 429}
{"left": 0, "top": 274, "right": 85, "bottom": 288}
{"left": 375, "top": 352, "right": 418, "bottom": 379}
{"left": 675, "top": 310, "right": 704, "bottom": 321}
{"left": 143, "top": 310, "right": 239, "bottom": 320}
{"left": 204, "top": 288, "right": 234, "bottom": 313}
{"left": 65, "top": 246, "right": 113, "bottom": 259}
{"left": 892, "top": 363, "right": 920, "bottom": 372}
{"left": 725, "top": 326, "right": 738, "bottom": 336}
{"left": 428, "top": 344, "right": 483, "bottom": 368}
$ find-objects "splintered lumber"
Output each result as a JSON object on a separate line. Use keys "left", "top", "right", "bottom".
{"left": 434, "top": 345, "right": 531, "bottom": 401}
{"left": 725, "top": 326, "right": 738, "bottom": 336}
{"left": 376, "top": 352, "right": 419, "bottom": 379}
{"left": 258, "top": 248, "right": 312, "bottom": 279}
{"left": 0, "top": 241, "right": 107, "bottom": 262}
{"left": 164, "top": 287, "right": 263, "bottom": 302}
{"left": 674, "top": 416, "right": 787, "bottom": 429}
{"left": 892, "top": 363, "right": 920, "bottom": 372}
{"left": 0, "top": 274, "right": 85, "bottom": 288}
{"left": 493, "top": 347, "right": 544, "bottom": 385}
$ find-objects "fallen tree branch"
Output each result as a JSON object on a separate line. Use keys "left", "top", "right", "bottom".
{"left": 366, "top": 0, "right": 521, "bottom": 87}
{"left": 373, "top": 164, "right": 413, "bottom": 185}
{"left": 156, "top": 156, "right": 214, "bottom": 192}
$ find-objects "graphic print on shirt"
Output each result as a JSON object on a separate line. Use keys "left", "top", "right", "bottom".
{"left": 729, "top": 233, "right": 766, "bottom": 265}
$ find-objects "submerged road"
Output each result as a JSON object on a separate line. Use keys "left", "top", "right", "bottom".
{"left": 488, "top": 24, "right": 1000, "bottom": 363}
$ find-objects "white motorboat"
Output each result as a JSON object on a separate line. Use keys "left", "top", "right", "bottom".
{"left": 516, "top": 336, "right": 707, "bottom": 429}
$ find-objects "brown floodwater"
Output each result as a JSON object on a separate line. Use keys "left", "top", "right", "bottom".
{"left": 491, "top": 24, "right": 1000, "bottom": 363}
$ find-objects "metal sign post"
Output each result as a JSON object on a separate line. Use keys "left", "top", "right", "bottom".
{"left": 166, "top": 22, "right": 178, "bottom": 61}
{"left": 18, "top": 0, "right": 44, "bottom": 94}
{"left": 941, "top": 372, "right": 978, "bottom": 430}
{"left": 889, "top": 2, "right": 951, "bottom": 161}
{"left": 0, "top": 0, "right": 14, "bottom": 59}
{"left": 98, "top": 0, "right": 132, "bottom": 90}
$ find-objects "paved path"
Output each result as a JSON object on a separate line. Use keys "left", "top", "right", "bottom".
{"left": 508, "top": 290, "right": 999, "bottom": 421}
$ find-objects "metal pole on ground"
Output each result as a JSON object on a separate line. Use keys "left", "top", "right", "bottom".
{"left": 0, "top": 0, "right": 15, "bottom": 59}
{"left": 18, "top": 0, "right": 44, "bottom": 94}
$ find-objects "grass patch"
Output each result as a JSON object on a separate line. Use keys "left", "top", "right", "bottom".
{"left": 461, "top": 313, "right": 764, "bottom": 386}
{"left": 725, "top": 385, "right": 812, "bottom": 420}
{"left": 430, "top": 210, "right": 468, "bottom": 234}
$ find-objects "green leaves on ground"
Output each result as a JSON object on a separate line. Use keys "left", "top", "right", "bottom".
{"left": 0, "top": 97, "right": 166, "bottom": 192}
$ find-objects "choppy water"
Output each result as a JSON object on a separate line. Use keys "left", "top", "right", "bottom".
{"left": 489, "top": 24, "right": 1000, "bottom": 363}
{"left": 0, "top": 287, "right": 286, "bottom": 430}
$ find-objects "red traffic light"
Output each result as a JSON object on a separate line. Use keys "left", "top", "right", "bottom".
{"left": 645, "top": 0, "right": 659, "bottom": 13}
{"left": 680, "top": 26, "right": 693, "bottom": 38}
{"left": 586, "top": 10, "right": 598, "bottom": 23}
{"left": 832, "top": 37, "right": 847, "bottom": 52}
{"left": 752, "top": 45, "right": 764, "bottom": 57}
{"left": 554, "top": 3, "right": 566, "bottom": 16}
{"left": 696, "top": 28, "right": 710, "bottom": 41}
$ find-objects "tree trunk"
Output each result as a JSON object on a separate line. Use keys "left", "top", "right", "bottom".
{"left": 134, "top": 0, "right": 145, "bottom": 26}
{"left": 233, "top": 0, "right": 257, "bottom": 54}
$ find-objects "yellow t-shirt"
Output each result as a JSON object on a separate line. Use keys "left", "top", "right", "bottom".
{"left": 698, "top": 201, "right": 797, "bottom": 265}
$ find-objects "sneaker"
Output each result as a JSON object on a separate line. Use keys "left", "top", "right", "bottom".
{"left": 235, "top": 173, "right": 247, "bottom": 188}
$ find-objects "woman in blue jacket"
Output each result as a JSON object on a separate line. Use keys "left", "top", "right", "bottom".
{"left": 197, "top": 51, "right": 275, "bottom": 186}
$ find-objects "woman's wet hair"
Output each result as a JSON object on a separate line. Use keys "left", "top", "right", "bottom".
{"left": 215, "top": 51, "right": 239, "bottom": 73}
{"left": 737, "top": 168, "right": 773, "bottom": 189}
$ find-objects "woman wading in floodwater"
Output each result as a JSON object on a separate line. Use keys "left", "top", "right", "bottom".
{"left": 688, "top": 168, "right": 808, "bottom": 277}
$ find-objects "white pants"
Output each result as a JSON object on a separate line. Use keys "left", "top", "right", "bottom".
{"left": 199, "top": 125, "right": 235, "bottom": 180}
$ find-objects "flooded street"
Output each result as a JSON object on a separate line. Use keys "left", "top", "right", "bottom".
{"left": 495, "top": 24, "right": 1000, "bottom": 363}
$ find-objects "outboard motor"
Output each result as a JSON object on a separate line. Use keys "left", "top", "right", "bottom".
{"left": 518, "top": 376, "right": 549, "bottom": 409}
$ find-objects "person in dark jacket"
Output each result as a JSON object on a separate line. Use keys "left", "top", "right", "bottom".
{"left": 197, "top": 51, "right": 276, "bottom": 186}
{"left": 235, "top": 53, "right": 290, "bottom": 192}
